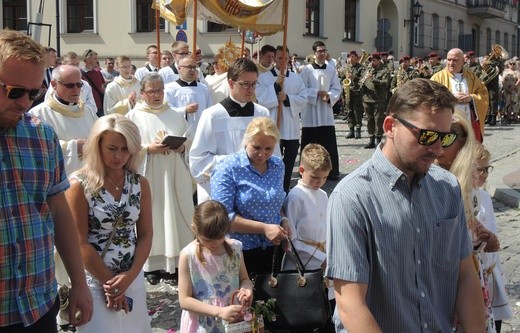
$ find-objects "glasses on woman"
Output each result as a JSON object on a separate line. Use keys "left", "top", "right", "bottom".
{"left": 476, "top": 165, "right": 494, "bottom": 174}
{"left": 0, "top": 80, "right": 46, "bottom": 100}
{"left": 393, "top": 116, "right": 458, "bottom": 148}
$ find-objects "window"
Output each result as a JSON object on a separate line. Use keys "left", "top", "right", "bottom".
{"left": 136, "top": 0, "right": 165, "bottom": 32}
{"left": 504, "top": 32, "right": 509, "bottom": 53}
{"left": 3, "top": 0, "right": 27, "bottom": 31}
{"left": 486, "top": 28, "right": 492, "bottom": 53}
{"left": 432, "top": 14, "right": 439, "bottom": 50}
{"left": 445, "top": 17, "right": 452, "bottom": 50}
{"left": 305, "top": 0, "right": 320, "bottom": 36}
{"left": 512, "top": 34, "right": 517, "bottom": 59}
{"left": 67, "top": 0, "right": 94, "bottom": 33}
{"left": 495, "top": 30, "right": 501, "bottom": 46}
{"left": 344, "top": 0, "right": 356, "bottom": 40}
{"left": 415, "top": 15, "right": 424, "bottom": 47}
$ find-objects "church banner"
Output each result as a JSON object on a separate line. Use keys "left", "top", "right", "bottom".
{"left": 153, "top": 0, "right": 285, "bottom": 35}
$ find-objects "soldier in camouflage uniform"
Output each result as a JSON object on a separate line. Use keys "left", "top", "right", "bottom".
{"left": 465, "top": 50, "right": 483, "bottom": 77}
{"left": 428, "top": 52, "right": 444, "bottom": 76}
{"left": 362, "top": 52, "right": 390, "bottom": 149}
{"left": 344, "top": 51, "right": 365, "bottom": 139}
{"left": 390, "top": 56, "right": 419, "bottom": 94}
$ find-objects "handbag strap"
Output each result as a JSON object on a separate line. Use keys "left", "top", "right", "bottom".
{"left": 271, "top": 237, "right": 306, "bottom": 278}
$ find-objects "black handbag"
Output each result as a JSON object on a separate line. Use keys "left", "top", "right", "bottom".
{"left": 252, "top": 238, "right": 331, "bottom": 330}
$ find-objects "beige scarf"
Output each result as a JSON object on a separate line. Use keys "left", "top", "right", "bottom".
{"left": 45, "top": 91, "right": 85, "bottom": 118}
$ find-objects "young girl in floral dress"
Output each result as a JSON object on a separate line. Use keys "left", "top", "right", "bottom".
{"left": 178, "top": 200, "right": 253, "bottom": 332}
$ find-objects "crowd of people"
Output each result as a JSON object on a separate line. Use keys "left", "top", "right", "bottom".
{"left": 0, "top": 26, "right": 514, "bottom": 333}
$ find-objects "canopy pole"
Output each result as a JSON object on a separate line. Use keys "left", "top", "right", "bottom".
{"left": 241, "top": 31, "right": 245, "bottom": 56}
{"left": 192, "top": 0, "right": 198, "bottom": 57}
{"left": 276, "top": 0, "right": 289, "bottom": 129}
{"left": 155, "top": 6, "right": 161, "bottom": 55}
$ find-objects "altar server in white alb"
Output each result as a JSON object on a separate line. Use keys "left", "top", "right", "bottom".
{"left": 104, "top": 55, "right": 140, "bottom": 115}
{"left": 164, "top": 56, "right": 212, "bottom": 134}
{"left": 256, "top": 46, "right": 307, "bottom": 193}
{"left": 189, "top": 58, "right": 270, "bottom": 203}
{"left": 299, "top": 41, "right": 342, "bottom": 180}
{"left": 29, "top": 64, "right": 98, "bottom": 175}
{"left": 159, "top": 41, "right": 207, "bottom": 86}
{"left": 126, "top": 73, "right": 194, "bottom": 283}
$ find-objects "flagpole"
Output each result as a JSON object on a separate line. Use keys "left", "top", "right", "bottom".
{"left": 155, "top": 6, "right": 161, "bottom": 55}
{"left": 276, "top": 0, "right": 289, "bottom": 129}
{"left": 192, "top": 0, "right": 198, "bottom": 58}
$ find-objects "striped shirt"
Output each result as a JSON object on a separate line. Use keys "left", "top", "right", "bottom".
{"left": 0, "top": 113, "right": 69, "bottom": 327}
{"left": 326, "top": 147, "right": 472, "bottom": 332}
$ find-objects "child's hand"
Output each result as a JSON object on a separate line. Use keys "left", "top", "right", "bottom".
{"left": 236, "top": 288, "right": 253, "bottom": 307}
{"left": 219, "top": 305, "right": 244, "bottom": 322}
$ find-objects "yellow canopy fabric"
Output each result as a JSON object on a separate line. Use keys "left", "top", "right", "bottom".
{"left": 152, "top": 0, "right": 285, "bottom": 36}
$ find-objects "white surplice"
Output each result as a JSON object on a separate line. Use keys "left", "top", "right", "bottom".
{"left": 126, "top": 101, "right": 195, "bottom": 273}
{"left": 256, "top": 68, "right": 307, "bottom": 140}
{"left": 29, "top": 91, "right": 98, "bottom": 176}
{"left": 164, "top": 80, "right": 213, "bottom": 134}
{"left": 104, "top": 76, "right": 141, "bottom": 115}
{"left": 299, "top": 61, "right": 342, "bottom": 127}
{"left": 188, "top": 100, "right": 269, "bottom": 202}
{"left": 205, "top": 72, "right": 230, "bottom": 104}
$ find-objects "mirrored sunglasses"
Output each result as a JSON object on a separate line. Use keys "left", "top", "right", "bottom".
{"left": 0, "top": 81, "right": 46, "bottom": 101}
{"left": 393, "top": 116, "right": 458, "bottom": 148}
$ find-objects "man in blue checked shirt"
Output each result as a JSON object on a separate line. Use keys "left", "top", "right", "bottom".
{"left": 0, "top": 30, "right": 92, "bottom": 332}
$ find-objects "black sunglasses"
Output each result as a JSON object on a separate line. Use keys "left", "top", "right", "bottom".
{"left": 393, "top": 116, "right": 458, "bottom": 148}
{"left": 58, "top": 81, "right": 83, "bottom": 89}
{"left": 0, "top": 81, "right": 46, "bottom": 101}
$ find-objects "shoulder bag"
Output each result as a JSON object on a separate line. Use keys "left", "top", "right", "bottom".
{"left": 252, "top": 238, "right": 331, "bottom": 330}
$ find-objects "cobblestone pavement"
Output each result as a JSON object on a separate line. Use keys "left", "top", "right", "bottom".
{"left": 145, "top": 119, "right": 520, "bottom": 332}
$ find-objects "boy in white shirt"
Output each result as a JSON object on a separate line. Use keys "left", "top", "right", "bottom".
{"left": 282, "top": 143, "right": 334, "bottom": 332}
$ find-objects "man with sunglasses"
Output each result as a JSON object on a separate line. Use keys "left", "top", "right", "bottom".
{"left": 0, "top": 30, "right": 93, "bottom": 332}
{"left": 164, "top": 56, "right": 212, "bottom": 134}
{"left": 29, "top": 65, "right": 98, "bottom": 176}
{"left": 189, "top": 58, "right": 270, "bottom": 203}
{"left": 159, "top": 41, "right": 207, "bottom": 87}
{"left": 326, "top": 79, "right": 486, "bottom": 332}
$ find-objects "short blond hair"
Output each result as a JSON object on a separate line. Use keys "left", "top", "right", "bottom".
{"left": 115, "top": 55, "right": 131, "bottom": 67}
{"left": 0, "top": 30, "right": 45, "bottom": 72}
{"left": 242, "top": 117, "right": 280, "bottom": 147}
{"left": 301, "top": 144, "right": 332, "bottom": 172}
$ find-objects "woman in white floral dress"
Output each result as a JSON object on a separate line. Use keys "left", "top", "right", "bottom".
{"left": 65, "top": 114, "right": 153, "bottom": 332}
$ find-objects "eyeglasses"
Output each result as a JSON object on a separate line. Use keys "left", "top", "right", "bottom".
{"left": 118, "top": 65, "right": 132, "bottom": 69}
{"left": 236, "top": 81, "right": 257, "bottom": 90}
{"left": 393, "top": 116, "right": 458, "bottom": 148}
{"left": 142, "top": 89, "right": 163, "bottom": 95}
{"left": 57, "top": 81, "right": 83, "bottom": 89}
{"left": 0, "top": 80, "right": 47, "bottom": 100}
{"left": 180, "top": 65, "right": 197, "bottom": 70}
{"left": 175, "top": 52, "right": 192, "bottom": 57}
{"left": 476, "top": 165, "right": 494, "bottom": 174}
{"left": 315, "top": 49, "right": 327, "bottom": 54}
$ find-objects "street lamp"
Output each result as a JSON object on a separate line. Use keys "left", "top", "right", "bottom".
{"left": 404, "top": 0, "right": 423, "bottom": 27}
{"left": 405, "top": 0, "right": 423, "bottom": 58}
